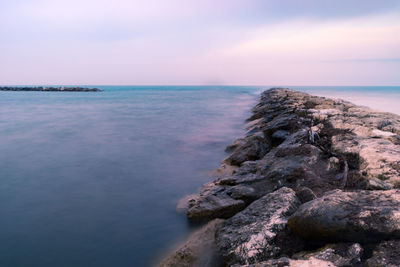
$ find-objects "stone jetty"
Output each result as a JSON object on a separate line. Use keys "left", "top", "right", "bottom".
{"left": 161, "top": 88, "right": 400, "bottom": 267}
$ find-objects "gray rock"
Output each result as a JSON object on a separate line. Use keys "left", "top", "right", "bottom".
{"left": 295, "top": 187, "right": 316, "bottom": 203}
{"left": 186, "top": 193, "right": 246, "bottom": 222}
{"left": 271, "top": 130, "right": 290, "bottom": 144}
{"left": 226, "top": 185, "right": 259, "bottom": 203}
{"left": 234, "top": 161, "right": 259, "bottom": 175}
{"left": 293, "top": 243, "right": 363, "bottom": 266}
{"left": 216, "top": 187, "right": 301, "bottom": 265}
{"left": 159, "top": 219, "right": 225, "bottom": 267}
{"left": 217, "top": 173, "right": 264, "bottom": 186}
{"left": 226, "top": 138, "right": 246, "bottom": 152}
{"left": 288, "top": 189, "right": 400, "bottom": 243}
{"left": 178, "top": 182, "right": 246, "bottom": 221}
{"left": 365, "top": 240, "right": 400, "bottom": 267}
{"left": 225, "top": 135, "right": 270, "bottom": 166}
{"left": 366, "top": 178, "right": 393, "bottom": 190}
{"left": 237, "top": 243, "right": 362, "bottom": 266}
{"left": 176, "top": 88, "right": 400, "bottom": 266}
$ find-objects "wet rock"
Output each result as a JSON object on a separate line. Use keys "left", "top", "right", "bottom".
{"left": 225, "top": 135, "right": 270, "bottom": 166}
{"left": 185, "top": 185, "right": 246, "bottom": 222}
{"left": 177, "top": 182, "right": 247, "bottom": 221}
{"left": 365, "top": 240, "right": 400, "bottom": 267}
{"left": 159, "top": 219, "right": 225, "bottom": 267}
{"left": 216, "top": 187, "right": 301, "bottom": 265}
{"left": 226, "top": 138, "right": 246, "bottom": 152}
{"left": 288, "top": 189, "right": 400, "bottom": 243}
{"left": 226, "top": 185, "right": 259, "bottom": 203}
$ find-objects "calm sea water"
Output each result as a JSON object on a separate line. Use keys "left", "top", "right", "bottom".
{"left": 0, "top": 86, "right": 399, "bottom": 267}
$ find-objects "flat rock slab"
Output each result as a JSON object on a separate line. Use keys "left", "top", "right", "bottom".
{"left": 216, "top": 187, "right": 300, "bottom": 265}
{"left": 288, "top": 189, "right": 400, "bottom": 243}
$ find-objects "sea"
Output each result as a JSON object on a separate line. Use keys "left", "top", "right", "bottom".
{"left": 0, "top": 86, "right": 399, "bottom": 267}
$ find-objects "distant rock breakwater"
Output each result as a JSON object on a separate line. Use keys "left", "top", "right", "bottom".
{"left": 161, "top": 88, "right": 400, "bottom": 267}
{"left": 0, "top": 86, "right": 102, "bottom": 92}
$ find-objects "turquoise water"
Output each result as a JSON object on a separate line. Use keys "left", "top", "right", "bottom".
{"left": 0, "top": 86, "right": 399, "bottom": 267}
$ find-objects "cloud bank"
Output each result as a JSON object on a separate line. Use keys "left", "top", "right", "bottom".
{"left": 1, "top": 0, "right": 399, "bottom": 85}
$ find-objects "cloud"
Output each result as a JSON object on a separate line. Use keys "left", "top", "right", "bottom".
{"left": 0, "top": 1, "right": 399, "bottom": 85}
{"left": 321, "top": 58, "right": 400, "bottom": 63}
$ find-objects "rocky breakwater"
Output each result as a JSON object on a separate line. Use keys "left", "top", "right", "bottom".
{"left": 161, "top": 88, "right": 400, "bottom": 267}
{"left": 0, "top": 86, "right": 102, "bottom": 92}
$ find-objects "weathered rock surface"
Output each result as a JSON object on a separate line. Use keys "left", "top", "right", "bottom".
{"left": 366, "top": 178, "right": 393, "bottom": 190}
{"left": 295, "top": 187, "right": 317, "bottom": 203}
{"left": 183, "top": 182, "right": 246, "bottom": 222}
{"left": 236, "top": 257, "right": 336, "bottom": 267}
{"left": 216, "top": 187, "right": 301, "bottom": 265}
{"left": 159, "top": 219, "right": 224, "bottom": 267}
{"left": 292, "top": 243, "right": 363, "bottom": 266}
{"left": 238, "top": 243, "right": 363, "bottom": 267}
{"left": 225, "top": 135, "right": 270, "bottom": 166}
{"left": 365, "top": 240, "right": 400, "bottom": 267}
{"left": 288, "top": 189, "right": 400, "bottom": 243}
{"left": 168, "top": 88, "right": 400, "bottom": 266}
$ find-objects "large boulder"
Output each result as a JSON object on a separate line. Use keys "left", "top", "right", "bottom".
{"left": 159, "top": 219, "right": 224, "bottom": 267}
{"left": 216, "top": 187, "right": 301, "bottom": 265}
{"left": 288, "top": 189, "right": 400, "bottom": 243}
{"left": 365, "top": 240, "right": 400, "bottom": 267}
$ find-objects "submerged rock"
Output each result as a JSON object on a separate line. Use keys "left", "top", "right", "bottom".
{"left": 288, "top": 189, "right": 400, "bottom": 243}
{"left": 216, "top": 187, "right": 300, "bottom": 265}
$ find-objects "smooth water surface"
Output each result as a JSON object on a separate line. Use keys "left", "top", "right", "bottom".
{"left": 0, "top": 85, "right": 399, "bottom": 267}
{"left": 0, "top": 86, "right": 261, "bottom": 267}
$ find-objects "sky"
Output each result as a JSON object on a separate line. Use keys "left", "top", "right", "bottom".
{"left": 1, "top": 0, "right": 399, "bottom": 85}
